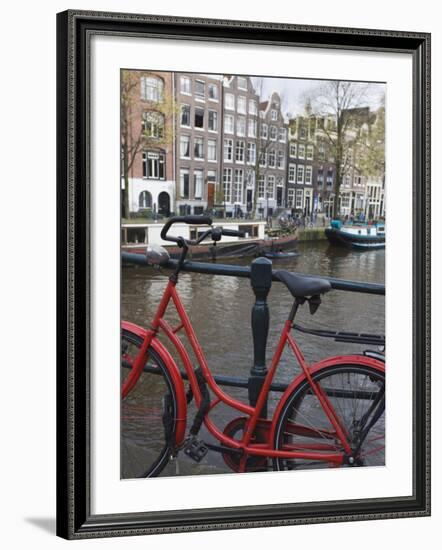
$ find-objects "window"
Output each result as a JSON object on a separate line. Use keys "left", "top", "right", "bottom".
{"left": 224, "top": 138, "right": 233, "bottom": 161}
{"left": 235, "top": 140, "right": 245, "bottom": 162}
{"left": 267, "top": 175, "right": 275, "bottom": 199}
{"left": 207, "top": 139, "right": 217, "bottom": 161}
{"left": 237, "top": 96, "right": 247, "bottom": 114}
{"left": 180, "top": 135, "right": 190, "bottom": 158}
{"left": 287, "top": 188, "right": 295, "bottom": 207}
{"left": 260, "top": 123, "right": 268, "bottom": 139}
{"left": 276, "top": 176, "right": 284, "bottom": 187}
{"left": 295, "top": 189, "right": 303, "bottom": 209}
{"left": 289, "top": 164, "right": 296, "bottom": 183}
{"left": 142, "top": 151, "right": 165, "bottom": 179}
{"left": 249, "top": 100, "right": 257, "bottom": 115}
{"left": 233, "top": 169, "right": 244, "bottom": 203}
{"left": 268, "top": 150, "right": 276, "bottom": 168}
{"left": 194, "top": 107, "right": 205, "bottom": 129}
{"left": 277, "top": 150, "right": 285, "bottom": 169}
{"left": 341, "top": 194, "right": 351, "bottom": 208}
{"left": 248, "top": 118, "right": 257, "bottom": 138}
{"left": 142, "top": 111, "right": 164, "bottom": 139}
{"left": 246, "top": 142, "right": 256, "bottom": 164}
{"left": 195, "top": 80, "right": 205, "bottom": 100}
{"left": 194, "top": 137, "right": 204, "bottom": 159}
{"left": 194, "top": 170, "right": 204, "bottom": 199}
{"left": 290, "top": 143, "right": 297, "bottom": 158}
{"left": 237, "top": 77, "right": 247, "bottom": 90}
{"left": 318, "top": 144, "right": 325, "bottom": 160}
{"left": 297, "top": 165, "right": 304, "bottom": 184}
{"left": 354, "top": 174, "right": 362, "bottom": 185}
{"left": 258, "top": 175, "right": 265, "bottom": 199}
{"left": 140, "top": 75, "right": 164, "bottom": 102}
{"left": 327, "top": 169, "right": 334, "bottom": 186}
{"left": 180, "top": 104, "right": 191, "bottom": 127}
{"left": 208, "top": 83, "right": 218, "bottom": 100}
{"left": 306, "top": 145, "right": 314, "bottom": 160}
{"left": 345, "top": 175, "right": 351, "bottom": 187}
{"left": 207, "top": 170, "right": 217, "bottom": 184}
{"left": 299, "top": 126, "right": 307, "bottom": 139}
{"left": 269, "top": 126, "right": 277, "bottom": 140}
{"left": 180, "top": 169, "right": 189, "bottom": 198}
{"left": 317, "top": 167, "right": 324, "bottom": 183}
{"left": 305, "top": 165, "right": 313, "bottom": 185}
{"left": 208, "top": 110, "right": 218, "bottom": 131}
{"left": 139, "top": 191, "right": 152, "bottom": 209}
{"left": 237, "top": 116, "right": 246, "bottom": 137}
{"left": 271, "top": 109, "right": 277, "bottom": 121}
{"left": 225, "top": 93, "right": 235, "bottom": 110}
{"left": 223, "top": 168, "right": 232, "bottom": 203}
{"left": 279, "top": 128, "right": 286, "bottom": 142}
{"left": 259, "top": 152, "right": 267, "bottom": 167}
{"left": 298, "top": 144, "right": 305, "bottom": 159}
{"left": 224, "top": 114, "right": 234, "bottom": 134}
{"left": 180, "top": 76, "right": 191, "bottom": 94}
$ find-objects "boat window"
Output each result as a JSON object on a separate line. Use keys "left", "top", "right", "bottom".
{"left": 126, "top": 227, "right": 147, "bottom": 244}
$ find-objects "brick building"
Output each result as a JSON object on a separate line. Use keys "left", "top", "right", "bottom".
{"left": 122, "top": 70, "right": 176, "bottom": 216}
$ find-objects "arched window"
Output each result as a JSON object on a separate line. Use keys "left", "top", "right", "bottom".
{"left": 139, "top": 191, "right": 152, "bottom": 209}
{"left": 140, "top": 75, "right": 164, "bottom": 102}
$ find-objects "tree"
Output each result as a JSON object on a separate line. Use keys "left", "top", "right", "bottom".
{"left": 305, "top": 81, "right": 374, "bottom": 218}
{"left": 120, "top": 70, "right": 177, "bottom": 219}
{"left": 357, "top": 100, "right": 385, "bottom": 182}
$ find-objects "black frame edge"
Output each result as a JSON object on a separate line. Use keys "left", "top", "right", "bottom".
{"left": 56, "top": 9, "right": 431, "bottom": 539}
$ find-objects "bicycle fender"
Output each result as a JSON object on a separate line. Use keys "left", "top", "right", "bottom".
{"left": 269, "top": 354, "right": 385, "bottom": 445}
{"left": 122, "top": 321, "right": 187, "bottom": 447}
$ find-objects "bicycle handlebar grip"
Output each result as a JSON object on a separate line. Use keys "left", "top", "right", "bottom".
{"left": 221, "top": 228, "right": 246, "bottom": 238}
{"left": 182, "top": 215, "right": 212, "bottom": 226}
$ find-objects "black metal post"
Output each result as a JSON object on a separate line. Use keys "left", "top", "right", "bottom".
{"left": 248, "top": 257, "right": 272, "bottom": 417}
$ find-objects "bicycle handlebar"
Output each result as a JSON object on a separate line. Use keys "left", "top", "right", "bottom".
{"left": 221, "top": 228, "right": 246, "bottom": 238}
{"left": 160, "top": 215, "right": 213, "bottom": 244}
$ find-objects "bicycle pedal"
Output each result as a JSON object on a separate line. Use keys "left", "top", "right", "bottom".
{"left": 183, "top": 438, "right": 208, "bottom": 463}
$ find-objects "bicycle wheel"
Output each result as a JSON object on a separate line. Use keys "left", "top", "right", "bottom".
{"left": 121, "top": 329, "right": 177, "bottom": 478}
{"left": 273, "top": 364, "right": 385, "bottom": 471}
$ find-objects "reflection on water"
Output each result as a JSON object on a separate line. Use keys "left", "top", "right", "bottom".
{"left": 121, "top": 241, "right": 385, "bottom": 476}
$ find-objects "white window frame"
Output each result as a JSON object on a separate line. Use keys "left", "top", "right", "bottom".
{"left": 247, "top": 142, "right": 256, "bottom": 164}
{"left": 305, "top": 165, "right": 313, "bottom": 185}
{"left": 298, "top": 144, "right": 305, "bottom": 159}
{"left": 248, "top": 118, "right": 257, "bottom": 138}
{"left": 224, "top": 114, "right": 234, "bottom": 134}
{"left": 194, "top": 169, "right": 204, "bottom": 199}
{"left": 207, "top": 139, "right": 217, "bottom": 162}
{"left": 223, "top": 168, "right": 232, "bottom": 203}
{"left": 180, "top": 104, "right": 191, "bottom": 127}
{"left": 258, "top": 175, "right": 266, "bottom": 199}
{"left": 260, "top": 123, "right": 268, "bottom": 139}
{"left": 277, "top": 150, "right": 285, "bottom": 170}
{"left": 194, "top": 80, "right": 205, "bottom": 101}
{"left": 225, "top": 93, "right": 235, "bottom": 111}
{"left": 287, "top": 188, "right": 295, "bottom": 207}
{"left": 237, "top": 76, "right": 247, "bottom": 90}
{"left": 208, "top": 110, "right": 218, "bottom": 132}
{"left": 290, "top": 143, "right": 297, "bottom": 158}
{"left": 279, "top": 127, "right": 286, "bottom": 142}
{"left": 271, "top": 109, "right": 278, "bottom": 121}
{"left": 297, "top": 165, "right": 305, "bottom": 184}
{"left": 208, "top": 83, "right": 218, "bottom": 101}
{"left": 295, "top": 189, "right": 303, "bottom": 209}
{"left": 180, "top": 135, "right": 190, "bottom": 159}
{"left": 235, "top": 140, "right": 245, "bottom": 163}
{"left": 237, "top": 96, "right": 247, "bottom": 114}
{"left": 267, "top": 175, "right": 275, "bottom": 199}
{"left": 140, "top": 75, "right": 164, "bottom": 102}
{"left": 268, "top": 150, "right": 276, "bottom": 168}
{"left": 224, "top": 138, "right": 233, "bottom": 161}
{"left": 249, "top": 99, "right": 257, "bottom": 116}
{"left": 269, "top": 126, "right": 277, "bottom": 140}
{"left": 233, "top": 169, "right": 244, "bottom": 203}
{"left": 180, "top": 76, "right": 191, "bottom": 95}
{"left": 289, "top": 164, "right": 296, "bottom": 183}
{"left": 237, "top": 116, "right": 246, "bottom": 137}
{"left": 306, "top": 145, "right": 314, "bottom": 160}
{"left": 194, "top": 137, "right": 204, "bottom": 159}
{"left": 180, "top": 168, "right": 190, "bottom": 198}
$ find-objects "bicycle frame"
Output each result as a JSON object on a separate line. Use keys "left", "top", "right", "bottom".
{"left": 122, "top": 276, "right": 385, "bottom": 471}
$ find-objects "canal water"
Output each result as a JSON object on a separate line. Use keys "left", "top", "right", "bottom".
{"left": 121, "top": 241, "right": 385, "bottom": 477}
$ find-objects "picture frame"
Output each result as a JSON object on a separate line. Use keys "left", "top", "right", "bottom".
{"left": 56, "top": 9, "right": 431, "bottom": 539}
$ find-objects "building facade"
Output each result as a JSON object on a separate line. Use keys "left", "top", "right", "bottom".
{"left": 174, "top": 73, "right": 223, "bottom": 215}
{"left": 122, "top": 70, "right": 176, "bottom": 217}
{"left": 221, "top": 75, "right": 260, "bottom": 216}
{"left": 256, "top": 92, "right": 288, "bottom": 218}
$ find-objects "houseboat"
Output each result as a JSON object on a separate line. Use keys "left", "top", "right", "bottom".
{"left": 121, "top": 220, "right": 298, "bottom": 260}
{"left": 325, "top": 220, "right": 385, "bottom": 250}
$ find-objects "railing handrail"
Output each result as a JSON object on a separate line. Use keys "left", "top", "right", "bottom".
{"left": 121, "top": 252, "right": 385, "bottom": 295}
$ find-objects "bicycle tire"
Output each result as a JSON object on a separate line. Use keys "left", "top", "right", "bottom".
{"left": 121, "top": 329, "right": 178, "bottom": 478}
{"left": 273, "top": 363, "right": 385, "bottom": 471}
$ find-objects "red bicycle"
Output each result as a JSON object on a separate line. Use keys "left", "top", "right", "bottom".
{"left": 121, "top": 216, "right": 385, "bottom": 478}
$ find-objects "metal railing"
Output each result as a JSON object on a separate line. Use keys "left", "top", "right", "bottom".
{"left": 121, "top": 251, "right": 385, "bottom": 412}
